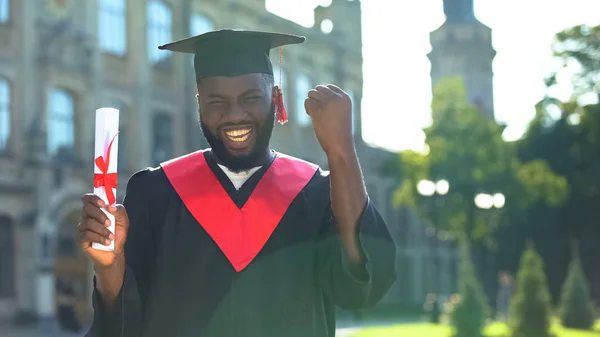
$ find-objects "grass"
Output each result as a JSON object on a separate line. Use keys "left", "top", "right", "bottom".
{"left": 352, "top": 321, "right": 600, "bottom": 337}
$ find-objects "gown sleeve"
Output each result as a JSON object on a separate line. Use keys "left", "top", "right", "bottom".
{"left": 86, "top": 170, "right": 156, "bottom": 337}
{"left": 316, "top": 197, "right": 397, "bottom": 310}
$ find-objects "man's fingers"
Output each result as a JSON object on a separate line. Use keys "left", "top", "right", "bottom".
{"left": 326, "top": 84, "right": 345, "bottom": 95}
{"left": 80, "top": 229, "right": 112, "bottom": 247}
{"left": 307, "top": 89, "right": 327, "bottom": 102}
{"left": 106, "top": 204, "right": 128, "bottom": 229}
{"left": 304, "top": 98, "right": 320, "bottom": 116}
{"left": 315, "top": 85, "right": 335, "bottom": 96}
{"left": 83, "top": 203, "right": 110, "bottom": 226}
{"left": 79, "top": 218, "right": 114, "bottom": 240}
{"left": 81, "top": 193, "right": 105, "bottom": 208}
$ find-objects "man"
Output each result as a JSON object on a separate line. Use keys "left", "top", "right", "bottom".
{"left": 79, "top": 29, "right": 396, "bottom": 337}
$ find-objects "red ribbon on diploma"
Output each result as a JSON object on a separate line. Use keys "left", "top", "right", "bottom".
{"left": 94, "top": 132, "right": 119, "bottom": 205}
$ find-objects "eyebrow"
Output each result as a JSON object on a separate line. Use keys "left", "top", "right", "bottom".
{"left": 206, "top": 89, "right": 264, "bottom": 100}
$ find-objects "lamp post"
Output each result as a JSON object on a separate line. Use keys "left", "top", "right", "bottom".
{"left": 417, "top": 179, "right": 449, "bottom": 323}
{"left": 474, "top": 192, "right": 505, "bottom": 312}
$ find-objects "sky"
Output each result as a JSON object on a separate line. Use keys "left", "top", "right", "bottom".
{"left": 266, "top": 0, "right": 600, "bottom": 152}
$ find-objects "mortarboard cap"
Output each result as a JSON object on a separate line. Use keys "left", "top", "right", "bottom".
{"left": 158, "top": 29, "right": 306, "bottom": 81}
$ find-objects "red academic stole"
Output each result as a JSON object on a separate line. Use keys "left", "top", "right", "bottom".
{"left": 161, "top": 151, "right": 318, "bottom": 272}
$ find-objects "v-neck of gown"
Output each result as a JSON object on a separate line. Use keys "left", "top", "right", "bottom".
{"left": 203, "top": 151, "right": 276, "bottom": 209}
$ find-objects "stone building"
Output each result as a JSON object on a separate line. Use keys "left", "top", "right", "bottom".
{"left": 0, "top": 0, "right": 493, "bottom": 325}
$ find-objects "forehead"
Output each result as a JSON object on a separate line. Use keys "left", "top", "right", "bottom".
{"left": 198, "top": 73, "right": 268, "bottom": 96}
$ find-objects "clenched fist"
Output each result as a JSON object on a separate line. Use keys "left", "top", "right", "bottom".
{"left": 78, "top": 193, "right": 129, "bottom": 268}
{"left": 304, "top": 84, "right": 355, "bottom": 156}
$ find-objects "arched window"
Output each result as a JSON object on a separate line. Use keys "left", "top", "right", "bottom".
{"left": 0, "top": 0, "right": 9, "bottom": 23}
{"left": 0, "top": 216, "right": 14, "bottom": 297}
{"left": 47, "top": 88, "right": 75, "bottom": 156}
{"left": 347, "top": 90, "right": 357, "bottom": 136}
{"left": 190, "top": 14, "right": 213, "bottom": 36}
{"left": 98, "top": 0, "right": 127, "bottom": 55}
{"left": 152, "top": 112, "right": 173, "bottom": 165}
{"left": 147, "top": 0, "right": 172, "bottom": 64}
{"left": 295, "top": 74, "right": 311, "bottom": 127}
{"left": 56, "top": 214, "right": 78, "bottom": 258}
{"left": 0, "top": 77, "right": 10, "bottom": 152}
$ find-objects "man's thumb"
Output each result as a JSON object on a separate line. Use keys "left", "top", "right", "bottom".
{"left": 107, "top": 204, "right": 128, "bottom": 226}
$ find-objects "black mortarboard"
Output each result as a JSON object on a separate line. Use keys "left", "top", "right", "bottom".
{"left": 158, "top": 29, "right": 306, "bottom": 81}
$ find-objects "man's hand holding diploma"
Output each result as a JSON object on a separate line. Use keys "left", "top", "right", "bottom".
{"left": 78, "top": 194, "right": 129, "bottom": 311}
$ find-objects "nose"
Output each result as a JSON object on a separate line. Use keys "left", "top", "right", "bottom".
{"left": 225, "top": 100, "right": 250, "bottom": 124}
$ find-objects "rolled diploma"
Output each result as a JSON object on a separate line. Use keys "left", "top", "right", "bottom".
{"left": 92, "top": 107, "right": 120, "bottom": 252}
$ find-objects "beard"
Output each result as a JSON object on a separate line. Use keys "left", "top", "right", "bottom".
{"left": 200, "top": 105, "right": 275, "bottom": 173}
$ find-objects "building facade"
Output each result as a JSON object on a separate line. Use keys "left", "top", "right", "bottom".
{"left": 428, "top": 0, "right": 497, "bottom": 119}
{"left": 0, "top": 0, "right": 479, "bottom": 325}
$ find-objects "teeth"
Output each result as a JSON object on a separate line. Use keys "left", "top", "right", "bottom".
{"left": 225, "top": 128, "right": 252, "bottom": 142}
{"left": 229, "top": 133, "right": 250, "bottom": 142}
{"left": 225, "top": 128, "right": 251, "bottom": 137}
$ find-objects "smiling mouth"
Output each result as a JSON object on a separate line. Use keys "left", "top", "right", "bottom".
{"left": 224, "top": 127, "right": 252, "bottom": 142}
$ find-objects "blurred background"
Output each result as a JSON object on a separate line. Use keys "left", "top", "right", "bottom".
{"left": 0, "top": 0, "right": 599, "bottom": 336}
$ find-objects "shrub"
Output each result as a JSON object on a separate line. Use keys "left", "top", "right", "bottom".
{"left": 508, "top": 244, "right": 553, "bottom": 337}
{"left": 559, "top": 244, "right": 595, "bottom": 329}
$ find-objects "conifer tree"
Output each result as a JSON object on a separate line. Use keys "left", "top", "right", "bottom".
{"left": 559, "top": 242, "right": 596, "bottom": 329}
{"left": 449, "top": 241, "right": 489, "bottom": 337}
{"left": 508, "top": 244, "right": 553, "bottom": 337}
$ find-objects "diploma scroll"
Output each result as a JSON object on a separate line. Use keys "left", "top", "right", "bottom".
{"left": 92, "top": 108, "right": 120, "bottom": 252}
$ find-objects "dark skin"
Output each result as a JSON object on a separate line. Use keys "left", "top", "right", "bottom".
{"left": 197, "top": 74, "right": 276, "bottom": 172}
{"left": 77, "top": 73, "right": 367, "bottom": 312}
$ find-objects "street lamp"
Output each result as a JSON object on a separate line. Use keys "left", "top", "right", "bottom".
{"left": 474, "top": 192, "right": 505, "bottom": 313}
{"left": 417, "top": 179, "right": 449, "bottom": 323}
{"left": 474, "top": 193, "right": 505, "bottom": 210}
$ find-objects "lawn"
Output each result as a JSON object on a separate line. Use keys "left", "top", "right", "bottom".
{"left": 352, "top": 321, "right": 600, "bottom": 337}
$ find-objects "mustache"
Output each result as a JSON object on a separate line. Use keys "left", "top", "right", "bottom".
{"left": 217, "top": 120, "right": 258, "bottom": 131}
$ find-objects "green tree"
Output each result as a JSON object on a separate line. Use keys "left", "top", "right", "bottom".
{"left": 449, "top": 241, "right": 489, "bottom": 337}
{"left": 515, "top": 23, "right": 600, "bottom": 302}
{"left": 559, "top": 243, "right": 596, "bottom": 330}
{"left": 391, "top": 78, "right": 567, "bottom": 242}
{"left": 508, "top": 245, "right": 553, "bottom": 337}
{"left": 551, "top": 24, "right": 600, "bottom": 97}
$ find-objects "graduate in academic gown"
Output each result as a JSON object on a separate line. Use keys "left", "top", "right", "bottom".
{"left": 78, "top": 29, "right": 397, "bottom": 337}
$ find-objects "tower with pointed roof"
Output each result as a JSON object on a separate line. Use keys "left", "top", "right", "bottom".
{"left": 428, "top": 0, "right": 496, "bottom": 119}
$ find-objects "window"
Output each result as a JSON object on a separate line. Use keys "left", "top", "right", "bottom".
{"left": 147, "top": 0, "right": 172, "bottom": 64}
{"left": 0, "top": 78, "right": 9, "bottom": 152}
{"left": 105, "top": 100, "right": 127, "bottom": 169}
{"left": 0, "top": 216, "right": 14, "bottom": 297}
{"left": 190, "top": 14, "right": 213, "bottom": 36}
{"left": 47, "top": 89, "right": 75, "bottom": 156}
{"left": 98, "top": 0, "right": 126, "bottom": 55}
{"left": 347, "top": 90, "right": 357, "bottom": 135}
{"left": 152, "top": 113, "right": 172, "bottom": 165}
{"left": 295, "top": 74, "right": 311, "bottom": 126}
{"left": 0, "top": 0, "right": 8, "bottom": 23}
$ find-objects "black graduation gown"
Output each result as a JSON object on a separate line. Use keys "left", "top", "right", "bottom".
{"left": 86, "top": 150, "right": 397, "bottom": 337}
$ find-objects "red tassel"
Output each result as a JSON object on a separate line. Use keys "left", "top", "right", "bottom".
{"left": 275, "top": 87, "right": 288, "bottom": 125}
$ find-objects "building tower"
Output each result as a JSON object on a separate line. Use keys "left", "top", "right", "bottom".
{"left": 427, "top": 0, "right": 496, "bottom": 120}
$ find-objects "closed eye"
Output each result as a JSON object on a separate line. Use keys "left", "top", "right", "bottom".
{"left": 208, "top": 99, "right": 226, "bottom": 105}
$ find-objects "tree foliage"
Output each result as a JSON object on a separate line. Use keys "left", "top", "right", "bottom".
{"left": 508, "top": 245, "right": 554, "bottom": 337}
{"left": 559, "top": 243, "right": 596, "bottom": 330}
{"left": 448, "top": 241, "right": 489, "bottom": 337}
{"left": 391, "top": 78, "right": 567, "bottom": 241}
{"left": 551, "top": 24, "right": 600, "bottom": 96}
{"left": 515, "top": 23, "right": 600, "bottom": 302}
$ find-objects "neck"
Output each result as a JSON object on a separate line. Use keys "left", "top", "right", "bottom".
{"left": 209, "top": 147, "right": 273, "bottom": 169}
